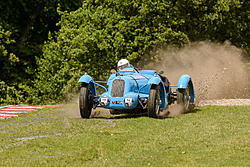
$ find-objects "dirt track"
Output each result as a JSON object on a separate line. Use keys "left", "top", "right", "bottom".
{"left": 197, "top": 99, "right": 250, "bottom": 106}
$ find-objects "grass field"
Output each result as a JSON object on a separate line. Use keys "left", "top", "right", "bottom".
{"left": 0, "top": 105, "right": 249, "bottom": 167}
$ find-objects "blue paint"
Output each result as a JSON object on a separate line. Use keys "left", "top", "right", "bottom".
{"left": 78, "top": 68, "right": 195, "bottom": 111}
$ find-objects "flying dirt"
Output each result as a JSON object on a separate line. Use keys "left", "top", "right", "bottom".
{"left": 137, "top": 41, "right": 250, "bottom": 117}
{"left": 140, "top": 41, "right": 249, "bottom": 102}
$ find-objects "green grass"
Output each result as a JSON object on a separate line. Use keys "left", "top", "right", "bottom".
{"left": 0, "top": 105, "right": 249, "bottom": 167}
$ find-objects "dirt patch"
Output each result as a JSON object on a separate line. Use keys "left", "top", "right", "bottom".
{"left": 63, "top": 96, "right": 111, "bottom": 119}
{"left": 63, "top": 97, "right": 81, "bottom": 119}
{"left": 159, "top": 104, "right": 185, "bottom": 118}
{"left": 197, "top": 99, "right": 250, "bottom": 106}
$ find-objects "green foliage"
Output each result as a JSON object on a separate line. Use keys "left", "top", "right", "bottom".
{"left": 0, "top": 81, "right": 22, "bottom": 104}
{"left": 175, "top": 0, "right": 249, "bottom": 49}
{"left": 0, "top": 0, "right": 249, "bottom": 104}
{"left": 30, "top": 0, "right": 189, "bottom": 103}
{"left": 0, "top": 0, "right": 83, "bottom": 104}
{"left": 1, "top": 33, "right": 16, "bottom": 65}
{"left": 0, "top": 26, "right": 23, "bottom": 104}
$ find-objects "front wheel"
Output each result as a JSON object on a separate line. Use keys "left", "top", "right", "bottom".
{"left": 79, "top": 85, "right": 93, "bottom": 118}
{"left": 148, "top": 86, "right": 161, "bottom": 118}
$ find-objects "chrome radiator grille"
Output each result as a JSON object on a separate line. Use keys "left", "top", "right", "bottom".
{"left": 111, "top": 80, "right": 125, "bottom": 97}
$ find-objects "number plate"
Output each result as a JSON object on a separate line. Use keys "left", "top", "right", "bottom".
{"left": 111, "top": 101, "right": 123, "bottom": 104}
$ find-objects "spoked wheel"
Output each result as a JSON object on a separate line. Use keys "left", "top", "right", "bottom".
{"left": 148, "top": 86, "right": 161, "bottom": 118}
{"left": 177, "top": 84, "right": 191, "bottom": 113}
{"left": 79, "top": 85, "right": 93, "bottom": 119}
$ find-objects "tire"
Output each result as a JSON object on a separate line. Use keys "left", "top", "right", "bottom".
{"left": 177, "top": 84, "right": 191, "bottom": 113}
{"left": 79, "top": 85, "right": 93, "bottom": 118}
{"left": 148, "top": 86, "right": 161, "bottom": 118}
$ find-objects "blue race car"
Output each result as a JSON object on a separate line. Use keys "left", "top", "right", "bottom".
{"left": 78, "top": 67, "right": 195, "bottom": 118}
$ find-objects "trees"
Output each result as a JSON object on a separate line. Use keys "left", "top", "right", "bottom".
{"left": 0, "top": 0, "right": 248, "bottom": 104}
{"left": 0, "top": 0, "right": 82, "bottom": 104}
{"left": 175, "top": 0, "right": 249, "bottom": 50}
{"left": 31, "top": 0, "right": 189, "bottom": 103}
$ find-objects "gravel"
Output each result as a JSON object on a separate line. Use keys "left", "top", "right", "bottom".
{"left": 197, "top": 99, "right": 250, "bottom": 106}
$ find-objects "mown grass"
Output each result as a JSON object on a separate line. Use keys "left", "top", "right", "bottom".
{"left": 0, "top": 105, "right": 249, "bottom": 167}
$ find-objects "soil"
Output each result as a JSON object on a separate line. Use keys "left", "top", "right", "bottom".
{"left": 197, "top": 99, "right": 250, "bottom": 106}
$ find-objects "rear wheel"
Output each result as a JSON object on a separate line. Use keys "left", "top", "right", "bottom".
{"left": 148, "top": 86, "right": 161, "bottom": 118}
{"left": 79, "top": 85, "right": 93, "bottom": 118}
{"left": 177, "top": 84, "right": 191, "bottom": 113}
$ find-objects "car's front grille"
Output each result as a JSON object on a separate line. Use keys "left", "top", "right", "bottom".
{"left": 111, "top": 80, "right": 125, "bottom": 97}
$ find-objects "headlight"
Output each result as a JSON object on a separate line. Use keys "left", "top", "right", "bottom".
{"left": 124, "top": 97, "right": 133, "bottom": 106}
{"left": 100, "top": 96, "right": 109, "bottom": 106}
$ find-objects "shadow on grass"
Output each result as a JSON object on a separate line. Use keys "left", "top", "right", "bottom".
{"left": 90, "top": 107, "right": 201, "bottom": 120}
{"left": 89, "top": 104, "right": 202, "bottom": 120}
{"left": 92, "top": 113, "right": 148, "bottom": 119}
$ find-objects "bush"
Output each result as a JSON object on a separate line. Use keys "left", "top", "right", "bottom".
{"left": 30, "top": 0, "right": 189, "bottom": 104}
{"left": 0, "top": 81, "right": 22, "bottom": 104}
{"left": 1, "top": 0, "right": 248, "bottom": 104}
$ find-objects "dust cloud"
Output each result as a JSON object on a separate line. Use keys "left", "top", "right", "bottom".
{"left": 159, "top": 104, "right": 185, "bottom": 118}
{"left": 63, "top": 95, "right": 109, "bottom": 119}
{"left": 62, "top": 96, "right": 81, "bottom": 119}
{"left": 141, "top": 41, "right": 249, "bottom": 102}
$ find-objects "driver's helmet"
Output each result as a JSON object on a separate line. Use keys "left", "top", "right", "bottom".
{"left": 117, "top": 59, "right": 130, "bottom": 70}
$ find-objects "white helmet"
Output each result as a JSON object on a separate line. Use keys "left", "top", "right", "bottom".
{"left": 117, "top": 59, "right": 130, "bottom": 70}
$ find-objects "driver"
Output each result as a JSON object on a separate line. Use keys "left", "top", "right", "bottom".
{"left": 117, "top": 58, "right": 169, "bottom": 92}
{"left": 117, "top": 59, "right": 133, "bottom": 70}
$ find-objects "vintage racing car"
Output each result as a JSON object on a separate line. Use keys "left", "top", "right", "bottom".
{"left": 78, "top": 67, "right": 195, "bottom": 118}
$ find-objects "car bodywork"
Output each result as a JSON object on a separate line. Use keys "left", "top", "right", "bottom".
{"left": 78, "top": 67, "right": 195, "bottom": 118}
